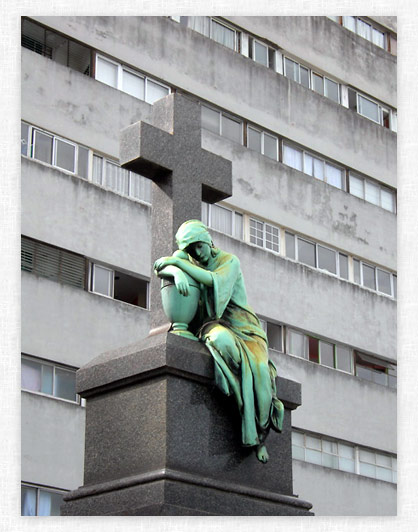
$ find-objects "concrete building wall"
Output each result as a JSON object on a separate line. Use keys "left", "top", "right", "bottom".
{"left": 21, "top": 392, "right": 85, "bottom": 490}
{"left": 293, "top": 461, "right": 397, "bottom": 515}
{"left": 28, "top": 17, "right": 396, "bottom": 187}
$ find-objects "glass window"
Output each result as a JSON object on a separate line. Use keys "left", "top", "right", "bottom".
{"left": 308, "top": 337, "right": 319, "bottom": 363}
{"left": 377, "top": 269, "right": 392, "bottom": 295}
{"left": 21, "top": 358, "right": 42, "bottom": 392}
{"left": 349, "top": 174, "right": 364, "bottom": 198}
{"left": 292, "top": 431, "right": 304, "bottom": 447}
{"left": 381, "top": 188, "right": 395, "bottom": 212}
{"left": 393, "top": 275, "right": 397, "bottom": 299}
{"left": 304, "top": 153, "right": 313, "bottom": 176}
{"left": 146, "top": 79, "right": 169, "bottom": 104}
{"left": 318, "top": 245, "right": 337, "bottom": 274}
{"left": 360, "top": 462, "right": 375, "bottom": 478}
{"left": 21, "top": 486, "right": 37, "bottom": 516}
{"left": 306, "top": 435, "right": 321, "bottom": 450}
{"left": 33, "top": 130, "right": 53, "bottom": 164}
{"left": 201, "top": 106, "right": 220, "bottom": 134}
{"left": 292, "top": 445, "right": 305, "bottom": 461}
{"left": 342, "top": 16, "right": 356, "bottom": 32}
{"left": 21, "top": 122, "right": 29, "bottom": 156}
{"left": 285, "top": 232, "right": 295, "bottom": 259}
{"left": 92, "top": 154, "right": 103, "bottom": 185}
{"left": 264, "top": 133, "right": 278, "bottom": 160}
{"left": 325, "top": 78, "right": 339, "bottom": 103}
{"left": 336, "top": 345, "right": 352, "bottom": 373}
{"left": 211, "top": 19, "right": 235, "bottom": 49}
{"left": 322, "top": 453, "right": 339, "bottom": 468}
{"left": 122, "top": 70, "right": 145, "bottom": 100}
{"left": 288, "top": 329, "right": 307, "bottom": 358}
{"left": 222, "top": 115, "right": 242, "bottom": 144}
{"left": 358, "top": 95, "right": 380, "bottom": 123}
{"left": 92, "top": 264, "right": 114, "bottom": 297}
{"left": 254, "top": 41, "right": 268, "bottom": 66}
{"left": 357, "top": 19, "right": 372, "bottom": 41}
{"left": 312, "top": 73, "right": 324, "bottom": 95}
{"left": 248, "top": 127, "right": 262, "bottom": 153}
{"left": 365, "top": 181, "right": 380, "bottom": 205}
{"left": 362, "top": 263, "right": 376, "bottom": 290}
{"left": 283, "top": 144, "right": 302, "bottom": 171}
{"left": 300, "top": 66, "right": 310, "bottom": 88}
{"left": 320, "top": 341, "right": 335, "bottom": 368}
{"left": 249, "top": 218, "right": 264, "bottom": 247}
{"left": 38, "top": 490, "right": 63, "bottom": 516}
{"left": 313, "top": 157, "right": 324, "bottom": 180}
{"left": 78, "top": 146, "right": 89, "bottom": 179}
{"left": 55, "top": 139, "right": 76, "bottom": 172}
{"left": 284, "top": 58, "right": 298, "bottom": 82}
{"left": 326, "top": 163, "right": 343, "bottom": 189}
{"left": 234, "top": 212, "right": 243, "bottom": 239}
{"left": 298, "top": 238, "right": 316, "bottom": 267}
{"left": 265, "top": 224, "right": 279, "bottom": 252}
{"left": 96, "top": 56, "right": 118, "bottom": 88}
{"left": 306, "top": 449, "right": 322, "bottom": 465}
{"left": 54, "top": 367, "right": 76, "bottom": 401}
{"left": 267, "top": 322, "right": 282, "bottom": 351}
{"left": 372, "top": 28, "right": 385, "bottom": 48}
{"left": 105, "top": 162, "right": 129, "bottom": 195}
{"left": 130, "top": 172, "right": 151, "bottom": 203}
{"left": 376, "top": 453, "right": 392, "bottom": 468}
{"left": 376, "top": 466, "right": 392, "bottom": 482}
{"left": 339, "top": 253, "right": 349, "bottom": 280}
{"left": 211, "top": 204, "right": 232, "bottom": 235}
{"left": 353, "top": 258, "right": 361, "bottom": 284}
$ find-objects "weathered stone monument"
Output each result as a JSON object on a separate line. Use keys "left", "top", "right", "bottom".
{"left": 61, "top": 94, "right": 313, "bottom": 516}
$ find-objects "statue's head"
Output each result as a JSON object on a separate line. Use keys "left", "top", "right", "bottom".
{"left": 175, "top": 220, "right": 212, "bottom": 251}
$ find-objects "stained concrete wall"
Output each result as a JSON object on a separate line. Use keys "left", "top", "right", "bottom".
{"left": 22, "top": 273, "right": 149, "bottom": 368}
{"left": 293, "top": 460, "right": 396, "bottom": 515}
{"left": 21, "top": 392, "right": 85, "bottom": 490}
{"left": 212, "top": 232, "right": 396, "bottom": 362}
{"left": 27, "top": 17, "right": 396, "bottom": 187}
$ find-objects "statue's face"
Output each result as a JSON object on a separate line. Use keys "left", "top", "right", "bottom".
{"left": 188, "top": 242, "right": 211, "bottom": 265}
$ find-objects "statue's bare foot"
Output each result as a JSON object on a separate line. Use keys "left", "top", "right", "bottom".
{"left": 256, "top": 444, "right": 269, "bottom": 463}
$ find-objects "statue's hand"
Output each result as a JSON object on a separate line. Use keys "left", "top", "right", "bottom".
{"left": 173, "top": 270, "right": 190, "bottom": 296}
{"left": 153, "top": 256, "right": 177, "bottom": 272}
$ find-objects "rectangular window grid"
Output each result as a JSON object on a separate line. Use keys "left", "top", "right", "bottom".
{"left": 249, "top": 218, "right": 279, "bottom": 253}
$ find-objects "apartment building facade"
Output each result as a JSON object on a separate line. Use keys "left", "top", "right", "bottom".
{"left": 21, "top": 16, "right": 397, "bottom": 516}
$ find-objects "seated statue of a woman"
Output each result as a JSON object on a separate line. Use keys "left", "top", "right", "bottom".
{"left": 154, "top": 219, "right": 284, "bottom": 463}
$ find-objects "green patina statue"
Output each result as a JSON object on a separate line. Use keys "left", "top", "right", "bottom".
{"left": 154, "top": 220, "right": 284, "bottom": 463}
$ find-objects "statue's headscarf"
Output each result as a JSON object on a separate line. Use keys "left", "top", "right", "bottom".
{"left": 175, "top": 220, "right": 212, "bottom": 251}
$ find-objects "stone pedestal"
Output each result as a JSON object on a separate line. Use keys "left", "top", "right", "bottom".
{"left": 62, "top": 333, "right": 313, "bottom": 516}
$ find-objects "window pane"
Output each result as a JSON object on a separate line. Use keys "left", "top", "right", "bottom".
{"left": 339, "top": 443, "right": 355, "bottom": 459}
{"left": 285, "top": 232, "right": 295, "bottom": 259}
{"left": 92, "top": 155, "right": 103, "bottom": 185}
{"left": 322, "top": 453, "right": 339, "bottom": 468}
{"left": 96, "top": 56, "right": 118, "bottom": 87}
{"left": 360, "top": 462, "right": 375, "bottom": 478}
{"left": 284, "top": 58, "right": 298, "bottom": 82}
{"left": 372, "top": 28, "right": 385, "bottom": 48}
{"left": 38, "top": 490, "right": 64, "bottom": 516}
{"left": 292, "top": 431, "right": 304, "bottom": 446}
{"left": 254, "top": 41, "right": 268, "bottom": 66}
{"left": 249, "top": 218, "right": 263, "bottom": 247}
{"left": 283, "top": 144, "right": 302, "bottom": 171}
{"left": 288, "top": 330, "right": 307, "bottom": 358}
{"left": 356, "top": 365, "right": 372, "bottom": 381}
{"left": 267, "top": 322, "right": 282, "bottom": 351}
{"left": 349, "top": 174, "right": 364, "bottom": 198}
{"left": 393, "top": 276, "right": 397, "bottom": 299}
{"left": 376, "top": 466, "right": 392, "bottom": 482}
{"left": 320, "top": 341, "right": 335, "bottom": 368}
{"left": 300, "top": 66, "right": 310, "bottom": 88}
{"left": 211, "top": 204, "right": 232, "bottom": 235}
{"left": 308, "top": 337, "right": 319, "bottom": 363}
{"left": 358, "top": 95, "right": 380, "bottom": 123}
{"left": 55, "top": 139, "right": 75, "bottom": 172}
{"left": 105, "top": 162, "right": 129, "bottom": 195}
{"left": 55, "top": 367, "right": 76, "bottom": 401}
{"left": 372, "top": 370, "right": 388, "bottom": 386}
{"left": 211, "top": 20, "right": 235, "bottom": 49}
{"left": 248, "top": 127, "right": 262, "bottom": 153}
{"left": 188, "top": 16, "right": 210, "bottom": 36}
{"left": 365, "top": 181, "right": 380, "bottom": 205}
{"left": 362, "top": 263, "right": 376, "bottom": 290}
{"left": 360, "top": 449, "right": 375, "bottom": 463}
{"left": 298, "top": 239, "right": 316, "bottom": 267}
{"left": 325, "top": 78, "right": 339, "bottom": 102}
{"left": 306, "top": 435, "right": 321, "bottom": 450}
{"left": 323, "top": 440, "right": 338, "bottom": 454}
{"left": 357, "top": 19, "right": 371, "bottom": 41}
{"left": 78, "top": 146, "right": 89, "bottom": 179}
{"left": 21, "top": 486, "right": 37, "bottom": 516}
{"left": 146, "top": 79, "right": 169, "bottom": 104}
{"left": 122, "top": 70, "right": 145, "bottom": 100}
{"left": 336, "top": 346, "right": 352, "bottom": 373}
{"left": 41, "top": 364, "right": 53, "bottom": 395}
{"left": 381, "top": 188, "right": 395, "bottom": 212}
{"left": 306, "top": 449, "right": 322, "bottom": 465}
{"left": 313, "top": 157, "right": 324, "bottom": 180}
{"left": 312, "top": 73, "right": 324, "bottom": 95}
{"left": 92, "top": 264, "right": 113, "bottom": 296}
{"left": 22, "top": 358, "right": 42, "bottom": 392}
{"left": 304, "top": 153, "right": 313, "bottom": 176}
{"left": 318, "top": 246, "right": 337, "bottom": 274}
{"left": 234, "top": 213, "right": 243, "bottom": 239}
{"left": 222, "top": 115, "right": 242, "bottom": 144}
{"left": 377, "top": 269, "right": 392, "bottom": 295}
{"left": 33, "top": 131, "right": 53, "bottom": 164}
{"left": 265, "top": 224, "right": 279, "bottom": 252}
{"left": 326, "top": 163, "right": 343, "bottom": 189}
{"left": 130, "top": 172, "right": 151, "bottom": 202}
{"left": 21, "top": 122, "right": 29, "bottom": 156}
{"left": 201, "top": 202, "right": 209, "bottom": 225}
{"left": 376, "top": 454, "right": 392, "bottom": 468}
{"left": 343, "top": 16, "right": 356, "bottom": 32}
{"left": 339, "top": 457, "right": 355, "bottom": 473}
{"left": 339, "top": 253, "right": 349, "bottom": 280}
{"left": 353, "top": 258, "right": 361, "bottom": 284}
{"left": 292, "top": 445, "right": 305, "bottom": 460}
{"left": 264, "top": 134, "right": 278, "bottom": 160}
{"left": 201, "top": 106, "right": 220, "bottom": 134}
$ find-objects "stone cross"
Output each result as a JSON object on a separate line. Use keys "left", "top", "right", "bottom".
{"left": 120, "top": 93, "right": 232, "bottom": 333}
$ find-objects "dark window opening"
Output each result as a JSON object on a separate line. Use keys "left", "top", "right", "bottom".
{"left": 114, "top": 270, "right": 148, "bottom": 309}
{"left": 308, "top": 337, "right": 319, "bottom": 363}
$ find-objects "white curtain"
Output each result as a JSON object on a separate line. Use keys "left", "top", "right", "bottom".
{"left": 188, "top": 16, "right": 210, "bottom": 37}
{"left": 211, "top": 20, "right": 235, "bottom": 49}
{"left": 283, "top": 145, "right": 302, "bottom": 171}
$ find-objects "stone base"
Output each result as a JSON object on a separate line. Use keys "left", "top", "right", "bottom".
{"left": 61, "top": 332, "right": 313, "bottom": 516}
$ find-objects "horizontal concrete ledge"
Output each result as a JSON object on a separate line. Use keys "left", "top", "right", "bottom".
{"left": 76, "top": 332, "right": 302, "bottom": 408}
{"left": 64, "top": 467, "right": 313, "bottom": 511}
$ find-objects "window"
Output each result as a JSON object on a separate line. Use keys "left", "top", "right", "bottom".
{"left": 21, "top": 484, "right": 66, "bottom": 516}
{"left": 352, "top": 257, "right": 396, "bottom": 297}
{"left": 287, "top": 329, "right": 308, "bottom": 359}
{"left": 292, "top": 430, "right": 396, "bottom": 483}
{"left": 95, "top": 54, "right": 170, "bottom": 104}
{"left": 355, "top": 352, "right": 396, "bottom": 389}
{"left": 267, "top": 322, "right": 283, "bottom": 352}
{"left": 90, "top": 262, "right": 148, "bottom": 308}
{"left": 178, "top": 17, "right": 239, "bottom": 51}
{"left": 248, "top": 37, "right": 275, "bottom": 69}
{"left": 21, "top": 18, "right": 91, "bottom": 75}
{"left": 341, "top": 16, "right": 388, "bottom": 51}
{"left": 201, "top": 105, "right": 243, "bottom": 144}
{"left": 201, "top": 202, "right": 243, "bottom": 240}
{"left": 21, "top": 236, "right": 86, "bottom": 290}
{"left": 284, "top": 57, "right": 310, "bottom": 88}
{"left": 348, "top": 88, "right": 393, "bottom": 129}
{"left": 349, "top": 173, "right": 396, "bottom": 213}
{"left": 21, "top": 355, "right": 78, "bottom": 403}
{"left": 312, "top": 72, "right": 340, "bottom": 103}
{"left": 249, "top": 218, "right": 279, "bottom": 253}
{"left": 247, "top": 126, "right": 278, "bottom": 160}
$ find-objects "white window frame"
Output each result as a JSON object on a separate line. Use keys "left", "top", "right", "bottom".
{"left": 251, "top": 38, "right": 269, "bottom": 67}
{"left": 53, "top": 136, "right": 78, "bottom": 174}
{"left": 353, "top": 258, "right": 396, "bottom": 298}
{"left": 210, "top": 18, "right": 238, "bottom": 51}
{"left": 203, "top": 202, "right": 243, "bottom": 240}
{"left": 247, "top": 125, "right": 278, "bottom": 160}
{"left": 220, "top": 112, "right": 243, "bottom": 144}
{"left": 249, "top": 217, "right": 280, "bottom": 254}
{"left": 90, "top": 262, "right": 115, "bottom": 298}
